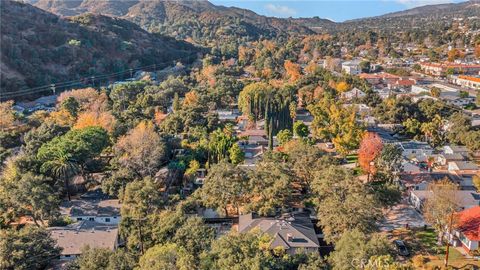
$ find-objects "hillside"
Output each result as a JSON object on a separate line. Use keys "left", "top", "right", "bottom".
{"left": 337, "top": 0, "right": 480, "bottom": 31}
{"left": 379, "top": 0, "right": 480, "bottom": 18}
{"left": 1, "top": 0, "right": 198, "bottom": 98}
{"left": 33, "top": 0, "right": 314, "bottom": 44}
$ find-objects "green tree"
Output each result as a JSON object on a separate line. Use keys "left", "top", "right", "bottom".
{"left": 423, "top": 180, "right": 460, "bottom": 244}
{"left": 293, "top": 121, "right": 309, "bottom": 138}
{"left": 173, "top": 92, "right": 181, "bottom": 112}
{"left": 311, "top": 166, "right": 381, "bottom": 243}
{"left": 0, "top": 226, "right": 61, "bottom": 270}
{"left": 200, "top": 161, "right": 249, "bottom": 216}
{"left": 76, "top": 246, "right": 113, "bottom": 270}
{"left": 246, "top": 159, "right": 293, "bottom": 216}
{"left": 173, "top": 216, "right": 216, "bottom": 259}
{"left": 138, "top": 243, "right": 194, "bottom": 270}
{"left": 430, "top": 87, "right": 441, "bottom": 98}
{"left": 328, "top": 229, "right": 391, "bottom": 270}
{"left": 11, "top": 173, "right": 60, "bottom": 226}
{"left": 447, "top": 112, "right": 471, "bottom": 145}
{"left": 276, "top": 129, "right": 293, "bottom": 146}
{"left": 228, "top": 144, "right": 245, "bottom": 165}
{"left": 200, "top": 231, "right": 272, "bottom": 270}
{"left": 120, "top": 177, "right": 163, "bottom": 253}
{"left": 420, "top": 114, "right": 445, "bottom": 147}
{"left": 375, "top": 144, "right": 403, "bottom": 180}
{"left": 61, "top": 96, "right": 80, "bottom": 117}
{"left": 75, "top": 247, "right": 136, "bottom": 270}
{"left": 402, "top": 118, "right": 421, "bottom": 138}
{"left": 38, "top": 151, "right": 79, "bottom": 201}
{"left": 38, "top": 126, "right": 110, "bottom": 186}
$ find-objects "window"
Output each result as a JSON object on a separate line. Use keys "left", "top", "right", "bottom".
{"left": 113, "top": 216, "right": 117, "bottom": 219}
{"left": 105, "top": 218, "right": 111, "bottom": 222}
{"left": 77, "top": 218, "right": 82, "bottom": 221}
{"left": 89, "top": 217, "right": 94, "bottom": 221}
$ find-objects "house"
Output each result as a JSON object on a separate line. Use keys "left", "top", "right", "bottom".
{"left": 399, "top": 141, "right": 434, "bottom": 159}
{"left": 49, "top": 220, "right": 119, "bottom": 260}
{"left": 420, "top": 62, "right": 480, "bottom": 77}
{"left": 341, "top": 60, "right": 362, "bottom": 75}
{"left": 60, "top": 191, "right": 121, "bottom": 225}
{"left": 444, "top": 145, "right": 470, "bottom": 156}
{"left": 387, "top": 79, "right": 416, "bottom": 90}
{"left": 451, "top": 75, "right": 480, "bottom": 90}
{"left": 447, "top": 206, "right": 480, "bottom": 252}
{"left": 435, "top": 153, "right": 465, "bottom": 166}
{"left": 341, "top": 88, "right": 366, "bottom": 100}
{"left": 410, "top": 190, "right": 480, "bottom": 212}
{"left": 216, "top": 110, "right": 240, "bottom": 122}
{"left": 448, "top": 161, "right": 479, "bottom": 172}
{"left": 238, "top": 213, "right": 320, "bottom": 254}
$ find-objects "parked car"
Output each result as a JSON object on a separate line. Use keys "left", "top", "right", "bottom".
{"left": 394, "top": 240, "right": 410, "bottom": 256}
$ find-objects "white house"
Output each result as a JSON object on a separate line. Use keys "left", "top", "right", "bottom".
{"left": 341, "top": 60, "right": 362, "bottom": 75}
{"left": 448, "top": 161, "right": 479, "bottom": 172}
{"left": 61, "top": 199, "right": 121, "bottom": 225}
{"left": 410, "top": 190, "right": 480, "bottom": 212}
{"left": 447, "top": 206, "right": 480, "bottom": 252}
{"left": 399, "top": 141, "right": 434, "bottom": 159}
{"left": 341, "top": 88, "right": 366, "bottom": 100}
{"left": 444, "top": 145, "right": 469, "bottom": 156}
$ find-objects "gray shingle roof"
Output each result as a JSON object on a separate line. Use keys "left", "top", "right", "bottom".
{"left": 49, "top": 221, "right": 118, "bottom": 256}
{"left": 238, "top": 213, "right": 319, "bottom": 250}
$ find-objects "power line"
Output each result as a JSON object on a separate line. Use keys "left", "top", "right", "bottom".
{"left": 1, "top": 54, "right": 197, "bottom": 100}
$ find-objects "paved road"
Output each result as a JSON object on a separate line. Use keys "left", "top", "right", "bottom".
{"left": 380, "top": 202, "right": 426, "bottom": 231}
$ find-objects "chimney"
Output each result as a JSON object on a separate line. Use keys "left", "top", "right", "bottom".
{"left": 287, "top": 233, "right": 293, "bottom": 242}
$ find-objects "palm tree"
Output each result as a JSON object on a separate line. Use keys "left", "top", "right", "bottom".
{"left": 41, "top": 152, "right": 79, "bottom": 201}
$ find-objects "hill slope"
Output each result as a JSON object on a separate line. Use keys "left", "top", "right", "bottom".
{"left": 1, "top": 0, "right": 198, "bottom": 97}
{"left": 33, "top": 0, "right": 314, "bottom": 43}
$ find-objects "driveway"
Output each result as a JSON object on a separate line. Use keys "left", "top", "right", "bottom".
{"left": 380, "top": 201, "right": 426, "bottom": 231}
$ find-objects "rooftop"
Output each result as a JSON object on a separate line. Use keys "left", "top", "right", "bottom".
{"left": 49, "top": 221, "right": 118, "bottom": 256}
{"left": 238, "top": 213, "right": 319, "bottom": 251}
{"left": 455, "top": 206, "right": 480, "bottom": 241}
{"left": 60, "top": 199, "right": 121, "bottom": 217}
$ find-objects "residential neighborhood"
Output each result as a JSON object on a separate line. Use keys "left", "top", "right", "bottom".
{"left": 1, "top": 0, "right": 480, "bottom": 269}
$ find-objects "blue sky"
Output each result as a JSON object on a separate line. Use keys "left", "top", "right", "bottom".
{"left": 210, "top": 0, "right": 464, "bottom": 22}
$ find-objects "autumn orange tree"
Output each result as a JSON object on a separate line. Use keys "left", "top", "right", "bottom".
{"left": 358, "top": 132, "right": 383, "bottom": 176}
{"left": 284, "top": 60, "right": 301, "bottom": 82}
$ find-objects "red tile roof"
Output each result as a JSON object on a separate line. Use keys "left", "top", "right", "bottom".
{"left": 455, "top": 206, "right": 480, "bottom": 241}
{"left": 458, "top": 75, "right": 480, "bottom": 83}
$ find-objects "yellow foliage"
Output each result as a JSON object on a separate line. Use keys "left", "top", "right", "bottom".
{"left": 284, "top": 60, "right": 301, "bottom": 82}
{"left": 0, "top": 100, "right": 15, "bottom": 130}
{"left": 57, "top": 88, "right": 99, "bottom": 110}
{"left": 47, "top": 109, "right": 75, "bottom": 126}
{"left": 336, "top": 81, "right": 350, "bottom": 93}
{"left": 183, "top": 91, "right": 199, "bottom": 107}
{"left": 305, "top": 61, "right": 318, "bottom": 74}
{"left": 74, "top": 111, "right": 115, "bottom": 132}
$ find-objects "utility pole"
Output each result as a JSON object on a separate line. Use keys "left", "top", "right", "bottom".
{"left": 444, "top": 211, "right": 455, "bottom": 267}
{"left": 50, "top": 84, "right": 56, "bottom": 95}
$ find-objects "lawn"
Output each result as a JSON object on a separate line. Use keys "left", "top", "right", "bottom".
{"left": 389, "top": 228, "right": 480, "bottom": 268}
{"left": 345, "top": 154, "right": 358, "bottom": 164}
